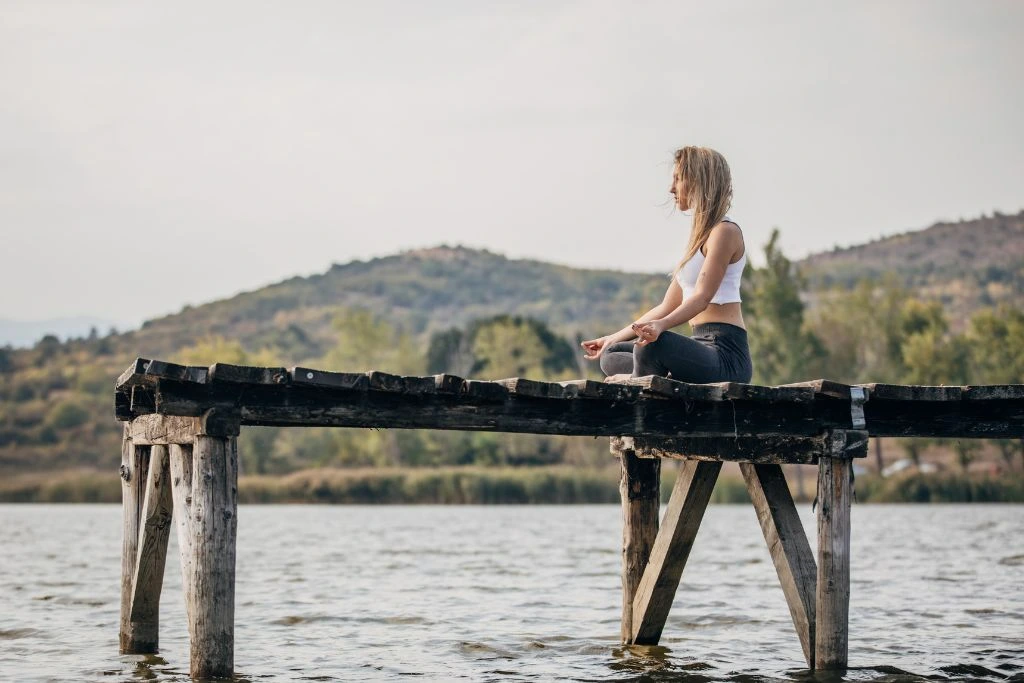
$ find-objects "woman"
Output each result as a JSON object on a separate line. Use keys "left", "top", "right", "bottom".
{"left": 581, "top": 146, "right": 753, "bottom": 384}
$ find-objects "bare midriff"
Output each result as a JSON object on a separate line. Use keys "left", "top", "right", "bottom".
{"left": 688, "top": 301, "right": 746, "bottom": 330}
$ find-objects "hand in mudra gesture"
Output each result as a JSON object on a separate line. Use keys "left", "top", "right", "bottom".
{"left": 580, "top": 336, "right": 610, "bottom": 360}
{"left": 632, "top": 320, "right": 666, "bottom": 346}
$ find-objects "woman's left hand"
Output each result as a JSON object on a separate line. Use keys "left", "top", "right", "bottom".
{"left": 632, "top": 320, "right": 666, "bottom": 346}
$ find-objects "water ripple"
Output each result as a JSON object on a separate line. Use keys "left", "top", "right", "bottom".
{"left": 0, "top": 504, "right": 1021, "bottom": 682}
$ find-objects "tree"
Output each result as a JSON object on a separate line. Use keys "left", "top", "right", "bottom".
{"left": 743, "top": 229, "right": 827, "bottom": 384}
{"left": 965, "top": 306, "right": 1024, "bottom": 384}
{"left": 324, "top": 308, "right": 423, "bottom": 376}
{"left": 468, "top": 315, "right": 576, "bottom": 380}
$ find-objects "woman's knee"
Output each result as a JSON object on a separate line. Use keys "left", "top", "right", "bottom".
{"left": 600, "top": 351, "right": 633, "bottom": 376}
{"left": 632, "top": 339, "right": 665, "bottom": 376}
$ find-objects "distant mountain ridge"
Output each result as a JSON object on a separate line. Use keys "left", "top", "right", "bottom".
{"left": 799, "top": 210, "right": 1023, "bottom": 320}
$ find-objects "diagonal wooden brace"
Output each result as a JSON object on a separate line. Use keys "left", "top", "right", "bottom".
{"left": 629, "top": 460, "right": 721, "bottom": 645}
{"left": 741, "top": 463, "right": 818, "bottom": 668}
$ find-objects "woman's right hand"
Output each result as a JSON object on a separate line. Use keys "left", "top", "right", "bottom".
{"left": 580, "top": 336, "right": 610, "bottom": 361}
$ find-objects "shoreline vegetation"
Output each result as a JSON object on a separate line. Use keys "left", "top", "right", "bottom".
{"left": 2, "top": 465, "right": 1021, "bottom": 504}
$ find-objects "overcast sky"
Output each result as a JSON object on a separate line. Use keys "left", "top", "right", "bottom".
{"left": 2, "top": 0, "right": 1021, "bottom": 329}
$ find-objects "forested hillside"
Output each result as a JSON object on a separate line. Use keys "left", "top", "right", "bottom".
{"left": 1, "top": 211, "right": 1022, "bottom": 501}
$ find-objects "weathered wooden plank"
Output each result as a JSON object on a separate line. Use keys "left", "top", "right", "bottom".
{"left": 463, "top": 380, "right": 510, "bottom": 401}
{"left": 619, "top": 433, "right": 855, "bottom": 465}
{"left": 145, "top": 359, "right": 208, "bottom": 384}
{"left": 741, "top": 463, "right": 817, "bottom": 667}
{"left": 719, "top": 382, "right": 815, "bottom": 403}
{"left": 559, "top": 379, "right": 641, "bottom": 401}
{"left": 815, "top": 457, "right": 852, "bottom": 670}
{"left": 495, "top": 377, "right": 567, "bottom": 399}
{"left": 130, "top": 385, "right": 156, "bottom": 415}
{"left": 208, "top": 363, "right": 289, "bottom": 385}
{"left": 434, "top": 374, "right": 466, "bottom": 394}
{"left": 863, "top": 399, "right": 1023, "bottom": 438}
{"left": 614, "top": 440, "right": 661, "bottom": 645}
{"left": 826, "top": 429, "right": 869, "bottom": 459}
{"left": 631, "top": 460, "right": 722, "bottom": 645}
{"left": 289, "top": 367, "right": 368, "bottom": 391}
{"left": 364, "top": 371, "right": 436, "bottom": 394}
{"left": 119, "top": 434, "right": 151, "bottom": 653}
{"left": 626, "top": 375, "right": 726, "bottom": 401}
{"left": 780, "top": 379, "right": 855, "bottom": 400}
{"left": 128, "top": 413, "right": 240, "bottom": 444}
{"left": 858, "top": 383, "right": 961, "bottom": 401}
{"left": 115, "top": 389, "right": 133, "bottom": 421}
{"left": 962, "top": 385, "right": 1024, "bottom": 401}
{"left": 128, "top": 445, "right": 173, "bottom": 647}
{"left": 183, "top": 435, "right": 238, "bottom": 680}
{"left": 116, "top": 358, "right": 152, "bottom": 390}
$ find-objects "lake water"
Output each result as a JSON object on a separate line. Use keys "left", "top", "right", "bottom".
{"left": 0, "top": 504, "right": 1021, "bottom": 682}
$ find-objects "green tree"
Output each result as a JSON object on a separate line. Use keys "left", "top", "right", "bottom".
{"left": 743, "top": 229, "right": 827, "bottom": 384}
{"left": 899, "top": 300, "right": 968, "bottom": 385}
{"left": 324, "top": 308, "right": 423, "bottom": 375}
{"left": 965, "top": 306, "right": 1024, "bottom": 384}
{"left": 468, "top": 315, "right": 576, "bottom": 380}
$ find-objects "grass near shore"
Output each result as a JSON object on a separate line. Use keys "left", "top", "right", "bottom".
{"left": 1, "top": 465, "right": 1021, "bottom": 504}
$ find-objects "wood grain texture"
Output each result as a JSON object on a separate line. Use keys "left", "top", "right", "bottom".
{"left": 183, "top": 435, "right": 238, "bottom": 680}
{"left": 128, "top": 413, "right": 238, "bottom": 444}
{"left": 116, "top": 359, "right": 1024, "bottom": 438}
{"left": 741, "top": 463, "right": 817, "bottom": 667}
{"left": 616, "top": 444, "right": 660, "bottom": 644}
{"left": 168, "top": 444, "right": 194, "bottom": 633}
{"left": 815, "top": 457, "right": 852, "bottom": 670}
{"left": 631, "top": 460, "right": 722, "bottom": 645}
{"left": 119, "top": 433, "right": 151, "bottom": 653}
{"left": 128, "top": 445, "right": 174, "bottom": 650}
{"left": 618, "top": 432, "right": 867, "bottom": 465}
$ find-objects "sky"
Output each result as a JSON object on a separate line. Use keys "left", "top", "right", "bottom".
{"left": 2, "top": 0, "right": 1022, "bottom": 331}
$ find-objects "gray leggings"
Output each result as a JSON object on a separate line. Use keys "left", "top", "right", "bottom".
{"left": 600, "top": 322, "right": 753, "bottom": 383}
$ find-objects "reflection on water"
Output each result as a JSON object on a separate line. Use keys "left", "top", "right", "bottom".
{"left": 0, "top": 504, "right": 1021, "bottom": 682}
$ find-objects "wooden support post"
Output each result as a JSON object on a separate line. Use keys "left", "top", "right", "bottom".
{"left": 119, "top": 426, "right": 152, "bottom": 653}
{"left": 815, "top": 455, "right": 852, "bottom": 669}
{"left": 740, "top": 463, "right": 817, "bottom": 668}
{"left": 630, "top": 460, "right": 721, "bottom": 645}
{"left": 126, "top": 444, "right": 174, "bottom": 652}
{"left": 617, "top": 442, "right": 660, "bottom": 645}
{"left": 170, "top": 435, "right": 239, "bottom": 680}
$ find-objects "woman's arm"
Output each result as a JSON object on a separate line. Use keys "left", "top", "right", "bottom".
{"left": 581, "top": 279, "right": 683, "bottom": 359}
{"left": 634, "top": 223, "right": 741, "bottom": 344}
{"left": 610, "top": 279, "right": 683, "bottom": 342}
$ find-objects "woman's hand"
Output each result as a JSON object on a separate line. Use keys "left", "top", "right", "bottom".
{"left": 632, "top": 320, "right": 666, "bottom": 346}
{"left": 580, "top": 336, "right": 610, "bottom": 360}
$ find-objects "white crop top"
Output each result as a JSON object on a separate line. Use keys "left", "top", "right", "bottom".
{"left": 675, "top": 219, "right": 746, "bottom": 305}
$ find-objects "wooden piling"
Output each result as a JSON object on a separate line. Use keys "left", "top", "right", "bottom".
{"left": 630, "top": 460, "right": 721, "bottom": 645}
{"left": 617, "top": 443, "right": 660, "bottom": 644}
{"left": 815, "top": 456, "right": 852, "bottom": 669}
{"left": 127, "top": 444, "right": 174, "bottom": 652}
{"left": 119, "top": 427, "right": 154, "bottom": 653}
{"left": 741, "top": 463, "right": 817, "bottom": 668}
{"left": 171, "top": 436, "right": 238, "bottom": 679}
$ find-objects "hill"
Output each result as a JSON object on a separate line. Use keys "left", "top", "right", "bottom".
{"left": 799, "top": 210, "right": 1023, "bottom": 322}
{"left": 126, "top": 246, "right": 668, "bottom": 361}
{"left": 0, "top": 211, "right": 1021, "bottom": 487}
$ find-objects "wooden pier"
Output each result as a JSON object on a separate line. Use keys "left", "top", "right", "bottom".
{"left": 113, "top": 358, "right": 1024, "bottom": 679}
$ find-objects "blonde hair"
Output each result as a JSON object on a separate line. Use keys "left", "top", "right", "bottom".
{"left": 672, "top": 146, "right": 733, "bottom": 276}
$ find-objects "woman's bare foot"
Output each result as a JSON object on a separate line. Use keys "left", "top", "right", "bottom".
{"left": 604, "top": 374, "right": 632, "bottom": 383}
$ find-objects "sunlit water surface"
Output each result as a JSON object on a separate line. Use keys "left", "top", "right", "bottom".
{"left": 0, "top": 504, "right": 1021, "bottom": 682}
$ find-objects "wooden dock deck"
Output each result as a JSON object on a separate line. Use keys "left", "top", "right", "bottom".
{"left": 112, "top": 358, "right": 1024, "bottom": 679}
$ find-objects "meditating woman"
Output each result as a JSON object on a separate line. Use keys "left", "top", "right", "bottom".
{"left": 581, "top": 146, "right": 753, "bottom": 384}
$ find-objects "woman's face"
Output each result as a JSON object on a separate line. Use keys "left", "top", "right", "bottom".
{"left": 670, "top": 163, "right": 689, "bottom": 211}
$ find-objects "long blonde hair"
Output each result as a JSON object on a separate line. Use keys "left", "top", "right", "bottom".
{"left": 672, "top": 146, "right": 733, "bottom": 277}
